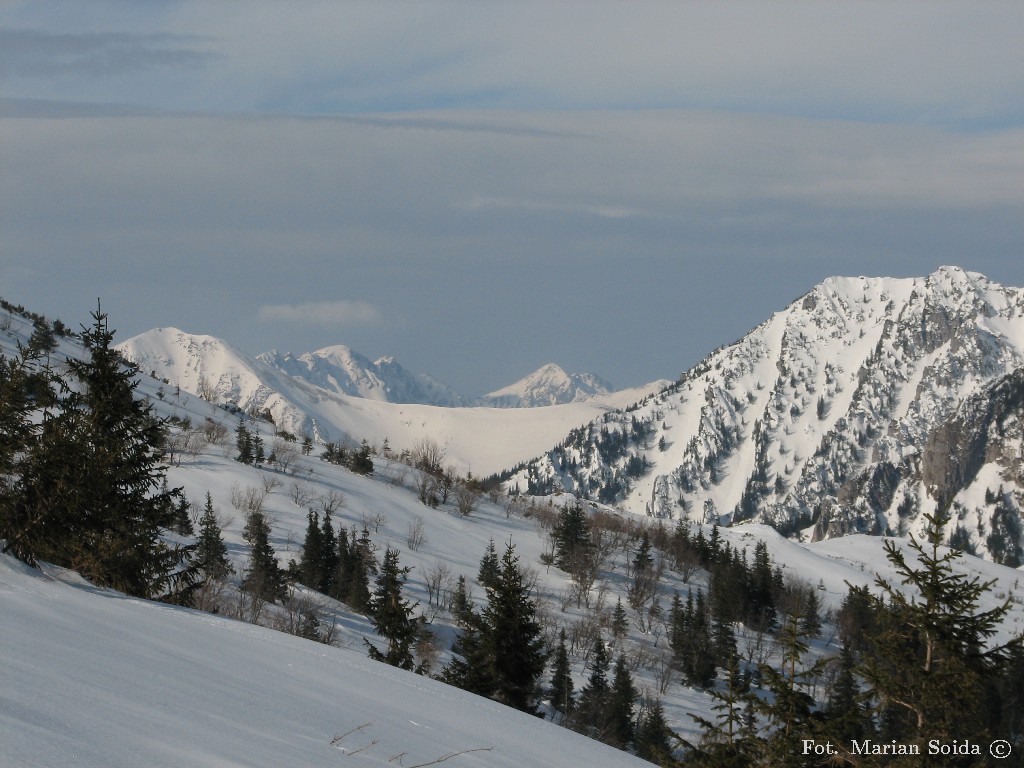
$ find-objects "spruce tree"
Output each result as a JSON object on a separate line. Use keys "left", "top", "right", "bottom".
{"left": 317, "top": 509, "right": 337, "bottom": 594}
{"left": 691, "top": 654, "right": 753, "bottom": 765}
{"left": 242, "top": 510, "right": 285, "bottom": 603}
{"left": 59, "top": 306, "right": 190, "bottom": 599}
{"left": 635, "top": 698, "right": 676, "bottom": 766}
{"left": 549, "top": 629, "right": 575, "bottom": 719}
{"left": 235, "top": 419, "right": 253, "bottom": 464}
{"left": 195, "top": 492, "right": 232, "bottom": 580}
{"left": 482, "top": 541, "right": 548, "bottom": 713}
{"left": 298, "top": 510, "right": 324, "bottom": 589}
{"left": 552, "top": 500, "right": 592, "bottom": 571}
{"left": 576, "top": 638, "right": 611, "bottom": 735}
{"left": 366, "top": 548, "right": 418, "bottom": 670}
{"left": 441, "top": 606, "right": 496, "bottom": 697}
{"left": 611, "top": 597, "right": 630, "bottom": 641}
{"left": 605, "top": 655, "right": 637, "bottom": 749}
{"left": 0, "top": 329, "right": 61, "bottom": 564}
{"left": 477, "top": 538, "right": 500, "bottom": 590}
{"left": 860, "top": 506, "right": 1021, "bottom": 752}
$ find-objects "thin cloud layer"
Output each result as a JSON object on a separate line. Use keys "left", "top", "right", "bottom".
{"left": 2, "top": 2, "right": 1023, "bottom": 394}
{"left": 258, "top": 301, "right": 382, "bottom": 327}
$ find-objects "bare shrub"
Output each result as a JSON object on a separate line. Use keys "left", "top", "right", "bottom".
{"left": 454, "top": 483, "right": 480, "bottom": 517}
{"left": 319, "top": 489, "right": 344, "bottom": 516}
{"left": 424, "top": 561, "right": 451, "bottom": 607}
{"left": 407, "top": 516, "right": 427, "bottom": 551}
{"left": 290, "top": 481, "right": 315, "bottom": 507}
{"left": 197, "top": 374, "right": 217, "bottom": 402}
{"left": 202, "top": 417, "right": 228, "bottom": 445}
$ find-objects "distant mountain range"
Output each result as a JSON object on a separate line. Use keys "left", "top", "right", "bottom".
{"left": 115, "top": 327, "right": 667, "bottom": 475}
{"left": 111, "top": 266, "right": 1024, "bottom": 565}
{"left": 121, "top": 329, "right": 618, "bottom": 410}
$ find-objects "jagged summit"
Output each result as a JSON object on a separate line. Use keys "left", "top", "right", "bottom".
{"left": 482, "top": 363, "right": 614, "bottom": 407}
{"left": 506, "top": 267, "right": 1024, "bottom": 566}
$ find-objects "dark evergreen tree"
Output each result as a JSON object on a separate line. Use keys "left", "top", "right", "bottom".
{"left": 552, "top": 501, "right": 592, "bottom": 571}
{"left": 366, "top": 548, "right": 418, "bottom": 670}
{"left": 611, "top": 596, "right": 630, "bottom": 641}
{"left": 860, "top": 506, "right": 1021, "bottom": 753}
{"left": 195, "top": 492, "right": 232, "bottom": 580}
{"left": 58, "top": 306, "right": 191, "bottom": 599}
{"left": 298, "top": 510, "right": 324, "bottom": 589}
{"left": 823, "top": 640, "right": 868, "bottom": 744}
{"left": 317, "top": 509, "right": 337, "bottom": 594}
{"left": 477, "top": 538, "right": 500, "bottom": 590}
{"left": 635, "top": 698, "right": 676, "bottom": 766}
{"left": 242, "top": 511, "right": 285, "bottom": 603}
{"left": 0, "top": 328, "right": 61, "bottom": 564}
{"left": 482, "top": 541, "right": 548, "bottom": 713}
{"left": 349, "top": 439, "right": 374, "bottom": 475}
{"left": 576, "top": 638, "right": 611, "bottom": 735}
{"left": 450, "top": 574, "right": 473, "bottom": 626}
{"left": 344, "top": 527, "right": 375, "bottom": 612}
{"left": 755, "top": 608, "right": 826, "bottom": 767}
{"left": 605, "top": 655, "right": 637, "bottom": 748}
{"left": 549, "top": 629, "right": 575, "bottom": 719}
{"left": 235, "top": 419, "right": 253, "bottom": 464}
{"left": 441, "top": 606, "right": 496, "bottom": 697}
{"left": 690, "top": 654, "right": 754, "bottom": 767}
{"left": 169, "top": 492, "right": 194, "bottom": 537}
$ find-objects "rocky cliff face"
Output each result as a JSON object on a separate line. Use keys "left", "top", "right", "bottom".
{"left": 505, "top": 267, "right": 1024, "bottom": 565}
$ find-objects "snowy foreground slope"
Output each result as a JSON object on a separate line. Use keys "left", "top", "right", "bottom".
{"left": 0, "top": 554, "right": 651, "bottom": 768}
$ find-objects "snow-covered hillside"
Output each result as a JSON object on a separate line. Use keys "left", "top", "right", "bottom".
{"left": 4, "top": 297, "right": 1024, "bottom": 766}
{"left": 508, "top": 267, "right": 1024, "bottom": 565}
{"left": 0, "top": 553, "right": 654, "bottom": 768}
{"left": 116, "top": 327, "right": 666, "bottom": 476}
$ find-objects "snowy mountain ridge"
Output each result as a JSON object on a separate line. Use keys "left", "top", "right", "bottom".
{"left": 481, "top": 362, "right": 614, "bottom": 407}
{"left": 116, "top": 327, "right": 666, "bottom": 476}
{"left": 507, "top": 266, "right": 1024, "bottom": 566}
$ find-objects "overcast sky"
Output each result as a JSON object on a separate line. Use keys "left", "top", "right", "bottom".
{"left": 2, "top": 2, "right": 1023, "bottom": 396}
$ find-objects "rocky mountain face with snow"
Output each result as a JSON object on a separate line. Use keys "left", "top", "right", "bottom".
{"left": 505, "top": 267, "right": 1024, "bottom": 566}
{"left": 258, "top": 346, "right": 469, "bottom": 407}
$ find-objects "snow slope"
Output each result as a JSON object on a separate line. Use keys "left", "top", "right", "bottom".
{"left": 0, "top": 553, "right": 652, "bottom": 768}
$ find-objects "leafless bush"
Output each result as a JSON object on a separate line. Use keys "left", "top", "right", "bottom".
{"left": 290, "top": 481, "right": 315, "bottom": 507}
{"left": 416, "top": 471, "right": 440, "bottom": 507}
{"left": 273, "top": 439, "right": 299, "bottom": 473}
{"left": 230, "top": 481, "right": 269, "bottom": 516}
{"left": 411, "top": 436, "right": 446, "bottom": 477}
{"left": 319, "top": 490, "right": 344, "bottom": 516}
{"left": 197, "top": 374, "right": 216, "bottom": 402}
{"left": 192, "top": 577, "right": 232, "bottom": 615}
{"left": 260, "top": 474, "right": 282, "bottom": 494}
{"left": 423, "top": 561, "right": 451, "bottom": 607}
{"left": 454, "top": 483, "right": 480, "bottom": 517}
{"left": 407, "top": 516, "right": 427, "bottom": 551}
{"left": 361, "top": 510, "right": 386, "bottom": 533}
{"left": 379, "top": 461, "right": 409, "bottom": 488}
{"left": 201, "top": 417, "right": 229, "bottom": 445}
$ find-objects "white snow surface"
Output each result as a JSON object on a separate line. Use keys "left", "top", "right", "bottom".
{"left": 0, "top": 553, "right": 651, "bottom": 768}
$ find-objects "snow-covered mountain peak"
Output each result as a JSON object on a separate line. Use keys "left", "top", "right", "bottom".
{"left": 482, "top": 363, "right": 613, "bottom": 407}
{"left": 507, "top": 267, "right": 1024, "bottom": 566}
